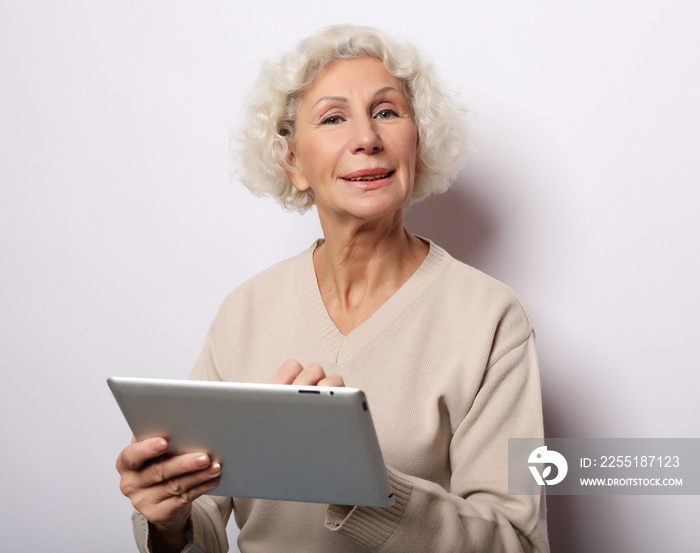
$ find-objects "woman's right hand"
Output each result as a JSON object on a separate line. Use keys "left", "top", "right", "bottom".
{"left": 116, "top": 436, "right": 221, "bottom": 549}
{"left": 271, "top": 359, "right": 344, "bottom": 387}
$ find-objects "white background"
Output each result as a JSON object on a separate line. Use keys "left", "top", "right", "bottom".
{"left": 1, "top": 1, "right": 699, "bottom": 551}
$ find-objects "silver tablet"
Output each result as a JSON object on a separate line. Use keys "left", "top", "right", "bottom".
{"left": 108, "top": 377, "right": 394, "bottom": 507}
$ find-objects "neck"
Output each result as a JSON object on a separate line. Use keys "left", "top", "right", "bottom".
{"left": 313, "top": 209, "right": 429, "bottom": 332}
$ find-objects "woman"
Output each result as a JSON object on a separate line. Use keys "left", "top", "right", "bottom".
{"left": 117, "top": 25, "right": 549, "bottom": 553}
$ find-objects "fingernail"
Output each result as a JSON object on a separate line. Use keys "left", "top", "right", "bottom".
{"left": 207, "top": 462, "right": 222, "bottom": 476}
{"left": 194, "top": 454, "right": 209, "bottom": 467}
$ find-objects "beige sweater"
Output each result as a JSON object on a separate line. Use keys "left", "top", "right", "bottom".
{"left": 133, "top": 240, "right": 549, "bottom": 552}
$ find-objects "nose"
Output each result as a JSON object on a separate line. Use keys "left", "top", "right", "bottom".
{"left": 350, "top": 115, "right": 383, "bottom": 154}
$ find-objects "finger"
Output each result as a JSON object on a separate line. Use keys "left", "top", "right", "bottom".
{"left": 152, "top": 461, "right": 222, "bottom": 503}
{"left": 317, "top": 373, "right": 345, "bottom": 387}
{"left": 292, "top": 363, "right": 326, "bottom": 386}
{"left": 270, "top": 359, "right": 304, "bottom": 384}
{"left": 146, "top": 474, "right": 222, "bottom": 524}
{"left": 117, "top": 437, "right": 169, "bottom": 473}
{"left": 120, "top": 451, "right": 211, "bottom": 499}
{"left": 141, "top": 452, "right": 213, "bottom": 489}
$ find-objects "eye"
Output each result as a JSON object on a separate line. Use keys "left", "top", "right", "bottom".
{"left": 375, "top": 109, "right": 398, "bottom": 120}
{"left": 321, "top": 115, "right": 344, "bottom": 125}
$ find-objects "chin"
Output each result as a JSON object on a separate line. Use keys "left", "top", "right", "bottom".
{"left": 350, "top": 195, "right": 408, "bottom": 221}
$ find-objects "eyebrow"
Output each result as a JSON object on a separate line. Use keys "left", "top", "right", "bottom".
{"left": 311, "top": 86, "right": 403, "bottom": 109}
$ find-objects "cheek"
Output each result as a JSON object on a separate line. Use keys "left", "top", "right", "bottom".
{"left": 405, "top": 142, "right": 419, "bottom": 175}
{"left": 298, "top": 138, "right": 330, "bottom": 171}
{"left": 399, "top": 127, "right": 419, "bottom": 166}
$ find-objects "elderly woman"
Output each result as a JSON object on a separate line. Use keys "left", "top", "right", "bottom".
{"left": 117, "top": 25, "right": 549, "bottom": 553}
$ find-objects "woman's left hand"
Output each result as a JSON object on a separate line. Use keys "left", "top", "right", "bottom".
{"left": 270, "top": 359, "right": 345, "bottom": 387}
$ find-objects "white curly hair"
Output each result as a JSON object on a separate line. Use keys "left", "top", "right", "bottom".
{"left": 233, "top": 24, "right": 473, "bottom": 213}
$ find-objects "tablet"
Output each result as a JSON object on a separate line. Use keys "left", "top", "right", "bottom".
{"left": 108, "top": 377, "right": 394, "bottom": 507}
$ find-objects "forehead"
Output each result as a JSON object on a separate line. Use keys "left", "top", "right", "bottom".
{"left": 300, "top": 58, "right": 404, "bottom": 106}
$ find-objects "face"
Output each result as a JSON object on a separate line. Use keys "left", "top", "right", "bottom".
{"left": 288, "top": 58, "right": 419, "bottom": 225}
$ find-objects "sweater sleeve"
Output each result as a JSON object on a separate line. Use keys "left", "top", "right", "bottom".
{"left": 131, "top": 495, "right": 233, "bottom": 553}
{"left": 324, "top": 332, "right": 549, "bottom": 553}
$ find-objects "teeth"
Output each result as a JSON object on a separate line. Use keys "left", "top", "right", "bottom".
{"left": 347, "top": 173, "right": 390, "bottom": 182}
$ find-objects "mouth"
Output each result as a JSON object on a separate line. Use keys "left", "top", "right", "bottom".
{"left": 341, "top": 169, "right": 395, "bottom": 183}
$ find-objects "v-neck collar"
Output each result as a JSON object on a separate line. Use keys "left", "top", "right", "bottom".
{"left": 295, "top": 238, "right": 451, "bottom": 364}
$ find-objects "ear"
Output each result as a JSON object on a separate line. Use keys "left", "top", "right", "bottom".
{"left": 286, "top": 144, "right": 311, "bottom": 192}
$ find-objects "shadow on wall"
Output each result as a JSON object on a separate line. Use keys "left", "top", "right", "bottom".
{"left": 405, "top": 176, "right": 598, "bottom": 553}
{"left": 544, "top": 400, "right": 586, "bottom": 553}
{"left": 405, "top": 178, "right": 495, "bottom": 270}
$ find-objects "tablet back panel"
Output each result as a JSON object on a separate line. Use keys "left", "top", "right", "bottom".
{"left": 108, "top": 377, "right": 394, "bottom": 507}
